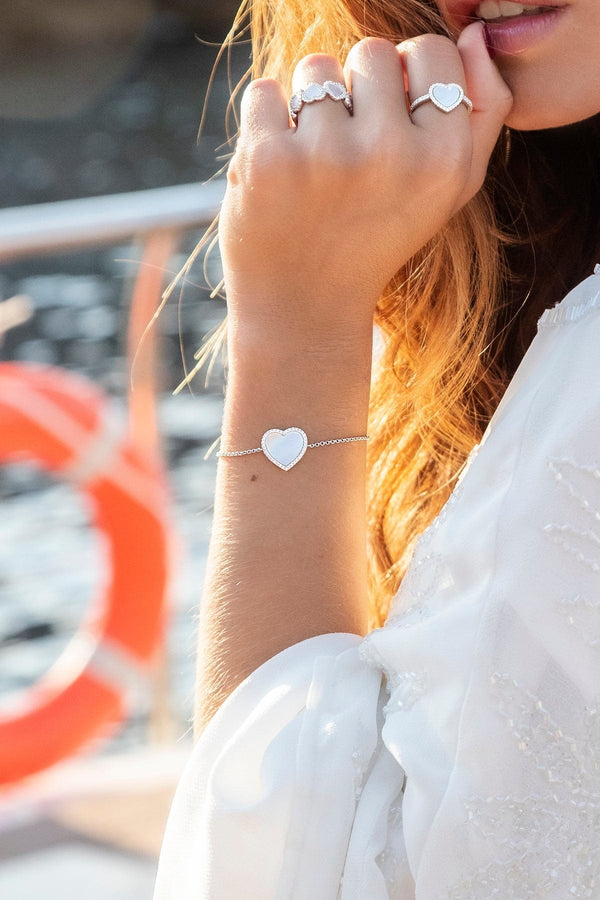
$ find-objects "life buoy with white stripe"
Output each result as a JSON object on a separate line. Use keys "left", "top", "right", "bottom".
{"left": 0, "top": 363, "right": 171, "bottom": 785}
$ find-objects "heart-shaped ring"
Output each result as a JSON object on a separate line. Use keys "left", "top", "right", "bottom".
{"left": 289, "top": 81, "right": 353, "bottom": 125}
{"left": 409, "top": 82, "right": 473, "bottom": 115}
{"left": 261, "top": 427, "right": 308, "bottom": 471}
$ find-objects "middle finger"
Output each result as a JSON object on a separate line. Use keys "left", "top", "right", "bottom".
{"left": 343, "top": 38, "right": 407, "bottom": 127}
{"left": 402, "top": 33, "right": 471, "bottom": 136}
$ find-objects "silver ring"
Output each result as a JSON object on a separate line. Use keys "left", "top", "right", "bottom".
{"left": 289, "top": 81, "right": 353, "bottom": 126}
{"left": 409, "top": 82, "right": 473, "bottom": 115}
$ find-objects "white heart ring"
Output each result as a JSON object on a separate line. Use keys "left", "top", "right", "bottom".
{"left": 289, "top": 81, "right": 353, "bottom": 125}
{"left": 409, "top": 82, "right": 473, "bottom": 115}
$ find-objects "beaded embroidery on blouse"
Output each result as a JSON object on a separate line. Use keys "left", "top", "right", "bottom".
{"left": 360, "top": 346, "right": 600, "bottom": 897}
{"left": 557, "top": 594, "right": 600, "bottom": 650}
{"left": 376, "top": 792, "right": 408, "bottom": 897}
{"left": 544, "top": 457, "right": 600, "bottom": 574}
{"left": 447, "top": 449, "right": 600, "bottom": 897}
{"left": 447, "top": 673, "right": 600, "bottom": 899}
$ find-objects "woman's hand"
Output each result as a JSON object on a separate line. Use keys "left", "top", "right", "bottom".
{"left": 196, "top": 24, "right": 513, "bottom": 727}
{"left": 219, "top": 22, "right": 512, "bottom": 346}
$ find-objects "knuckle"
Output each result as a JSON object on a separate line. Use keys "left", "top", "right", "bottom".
{"left": 345, "top": 37, "right": 398, "bottom": 76}
{"left": 293, "top": 52, "right": 340, "bottom": 81}
{"left": 349, "top": 36, "right": 396, "bottom": 58}
{"left": 240, "top": 78, "right": 287, "bottom": 132}
{"left": 242, "top": 77, "right": 282, "bottom": 109}
{"left": 237, "top": 137, "right": 292, "bottom": 185}
{"left": 424, "top": 133, "right": 470, "bottom": 177}
{"left": 246, "top": 76, "right": 280, "bottom": 94}
{"left": 226, "top": 154, "right": 241, "bottom": 186}
{"left": 360, "top": 132, "right": 401, "bottom": 170}
{"left": 404, "top": 32, "right": 457, "bottom": 59}
{"left": 298, "top": 52, "right": 337, "bottom": 67}
{"left": 304, "top": 138, "right": 356, "bottom": 177}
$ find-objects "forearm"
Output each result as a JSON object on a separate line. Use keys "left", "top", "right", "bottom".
{"left": 195, "top": 324, "right": 373, "bottom": 731}
{"left": 193, "top": 24, "right": 512, "bottom": 733}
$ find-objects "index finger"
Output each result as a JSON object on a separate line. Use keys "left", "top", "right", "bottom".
{"left": 457, "top": 22, "right": 513, "bottom": 191}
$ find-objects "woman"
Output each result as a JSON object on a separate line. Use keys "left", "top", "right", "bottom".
{"left": 154, "top": 0, "right": 600, "bottom": 896}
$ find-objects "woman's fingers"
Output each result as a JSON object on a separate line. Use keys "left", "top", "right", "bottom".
{"left": 399, "top": 27, "right": 511, "bottom": 204}
{"left": 402, "top": 34, "right": 470, "bottom": 134}
{"left": 232, "top": 78, "right": 290, "bottom": 189}
{"left": 457, "top": 21, "right": 513, "bottom": 194}
{"left": 342, "top": 38, "right": 406, "bottom": 124}
{"left": 291, "top": 54, "right": 351, "bottom": 133}
{"left": 224, "top": 28, "right": 512, "bottom": 329}
{"left": 239, "top": 78, "right": 291, "bottom": 140}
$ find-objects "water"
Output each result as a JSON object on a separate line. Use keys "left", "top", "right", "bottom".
{"left": 0, "top": 8, "right": 245, "bottom": 761}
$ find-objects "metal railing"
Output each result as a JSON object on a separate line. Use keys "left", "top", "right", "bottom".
{"left": 0, "top": 180, "right": 229, "bottom": 751}
{"left": 0, "top": 180, "right": 226, "bottom": 262}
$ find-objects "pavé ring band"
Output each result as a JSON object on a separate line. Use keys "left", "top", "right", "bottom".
{"left": 289, "top": 81, "right": 353, "bottom": 126}
{"left": 409, "top": 82, "right": 473, "bottom": 115}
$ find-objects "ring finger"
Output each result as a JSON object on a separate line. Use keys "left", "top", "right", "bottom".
{"left": 401, "top": 34, "right": 471, "bottom": 136}
{"left": 290, "top": 54, "right": 352, "bottom": 134}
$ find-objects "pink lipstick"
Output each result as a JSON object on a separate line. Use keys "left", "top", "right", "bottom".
{"left": 482, "top": 6, "right": 567, "bottom": 55}
{"left": 443, "top": 1, "right": 569, "bottom": 56}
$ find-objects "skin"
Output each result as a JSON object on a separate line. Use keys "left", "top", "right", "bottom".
{"left": 196, "top": 1, "right": 597, "bottom": 727}
{"left": 197, "top": 24, "right": 511, "bottom": 729}
{"left": 438, "top": 0, "right": 600, "bottom": 129}
{"left": 220, "top": 23, "right": 510, "bottom": 343}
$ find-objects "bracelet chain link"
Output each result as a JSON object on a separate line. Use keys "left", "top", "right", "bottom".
{"left": 218, "top": 434, "right": 368, "bottom": 457}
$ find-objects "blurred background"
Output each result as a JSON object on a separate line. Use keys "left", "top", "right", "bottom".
{"left": 0, "top": 2, "right": 244, "bottom": 896}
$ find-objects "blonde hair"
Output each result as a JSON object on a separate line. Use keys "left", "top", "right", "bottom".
{"left": 197, "top": 0, "right": 600, "bottom": 629}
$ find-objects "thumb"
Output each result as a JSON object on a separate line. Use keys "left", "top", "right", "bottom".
{"left": 457, "top": 21, "right": 513, "bottom": 194}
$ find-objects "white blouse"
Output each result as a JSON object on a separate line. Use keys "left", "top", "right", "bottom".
{"left": 154, "top": 268, "right": 600, "bottom": 899}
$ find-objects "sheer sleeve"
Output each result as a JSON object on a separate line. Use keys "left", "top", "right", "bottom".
{"left": 153, "top": 633, "right": 410, "bottom": 900}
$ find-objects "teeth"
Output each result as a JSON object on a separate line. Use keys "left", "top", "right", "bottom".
{"left": 499, "top": 0, "right": 525, "bottom": 12}
{"left": 477, "top": 0, "right": 502, "bottom": 18}
{"left": 475, "top": 0, "right": 544, "bottom": 19}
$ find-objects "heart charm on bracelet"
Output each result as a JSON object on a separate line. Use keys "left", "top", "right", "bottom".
{"left": 261, "top": 427, "right": 308, "bottom": 471}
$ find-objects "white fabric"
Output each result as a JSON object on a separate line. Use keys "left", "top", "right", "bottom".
{"left": 154, "top": 269, "right": 600, "bottom": 899}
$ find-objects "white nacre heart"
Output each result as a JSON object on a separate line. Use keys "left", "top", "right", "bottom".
{"left": 324, "top": 81, "right": 347, "bottom": 100}
{"left": 261, "top": 427, "right": 308, "bottom": 471}
{"left": 289, "top": 92, "right": 302, "bottom": 113}
{"left": 429, "top": 82, "right": 463, "bottom": 112}
{"left": 302, "top": 83, "right": 327, "bottom": 103}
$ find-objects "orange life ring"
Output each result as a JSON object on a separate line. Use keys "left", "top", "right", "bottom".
{"left": 0, "top": 362, "right": 171, "bottom": 785}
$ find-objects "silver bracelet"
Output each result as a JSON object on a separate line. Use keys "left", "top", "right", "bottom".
{"left": 218, "top": 427, "right": 369, "bottom": 471}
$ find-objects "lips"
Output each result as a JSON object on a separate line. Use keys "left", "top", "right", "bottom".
{"left": 442, "top": 0, "right": 567, "bottom": 28}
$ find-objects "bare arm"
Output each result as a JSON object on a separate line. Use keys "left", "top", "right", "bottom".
{"left": 194, "top": 26, "right": 511, "bottom": 730}
{"left": 195, "top": 327, "right": 373, "bottom": 729}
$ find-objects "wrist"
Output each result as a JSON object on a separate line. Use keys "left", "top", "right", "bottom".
{"left": 222, "top": 325, "right": 373, "bottom": 449}
{"left": 227, "top": 315, "right": 374, "bottom": 374}
{"left": 225, "top": 287, "right": 377, "bottom": 356}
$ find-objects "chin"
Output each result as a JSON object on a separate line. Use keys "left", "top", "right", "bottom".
{"left": 505, "top": 105, "right": 590, "bottom": 132}
{"left": 498, "top": 72, "right": 600, "bottom": 132}
{"left": 506, "top": 104, "right": 600, "bottom": 132}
